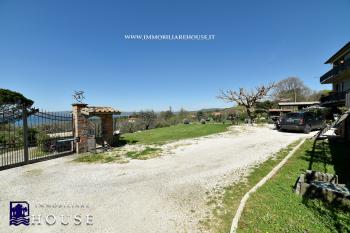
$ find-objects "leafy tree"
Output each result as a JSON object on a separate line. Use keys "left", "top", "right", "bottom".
{"left": 255, "top": 100, "right": 278, "bottom": 115}
{"left": 218, "top": 83, "right": 275, "bottom": 124}
{"left": 0, "top": 89, "right": 35, "bottom": 124}
{"left": 196, "top": 110, "right": 204, "bottom": 121}
{"left": 139, "top": 110, "right": 157, "bottom": 130}
{"left": 160, "top": 107, "right": 174, "bottom": 121}
{"left": 178, "top": 108, "right": 187, "bottom": 120}
{"left": 255, "top": 100, "right": 277, "bottom": 110}
{"left": 0, "top": 89, "right": 33, "bottom": 107}
{"left": 308, "top": 90, "right": 332, "bottom": 101}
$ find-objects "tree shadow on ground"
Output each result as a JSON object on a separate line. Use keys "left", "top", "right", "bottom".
{"left": 300, "top": 138, "right": 350, "bottom": 232}
{"left": 301, "top": 139, "right": 333, "bottom": 173}
{"left": 114, "top": 137, "right": 137, "bottom": 147}
{"left": 301, "top": 138, "right": 350, "bottom": 184}
{"left": 328, "top": 139, "right": 350, "bottom": 185}
{"left": 302, "top": 193, "right": 350, "bottom": 232}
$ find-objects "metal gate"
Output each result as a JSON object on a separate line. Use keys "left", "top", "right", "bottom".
{"left": 0, "top": 108, "right": 75, "bottom": 170}
{"left": 87, "top": 116, "right": 102, "bottom": 143}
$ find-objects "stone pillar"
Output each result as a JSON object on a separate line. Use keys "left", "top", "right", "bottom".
{"left": 100, "top": 114, "right": 114, "bottom": 145}
{"left": 72, "top": 103, "right": 89, "bottom": 153}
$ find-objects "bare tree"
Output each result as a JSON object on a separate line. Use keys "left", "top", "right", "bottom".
{"left": 273, "top": 77, "right": 311, "bottom": 102}
{"left": 217, "top": 83, "right": 275, "bottom": 124}
{"left": 139, "top": 110, "right": 157, "bottom": 130}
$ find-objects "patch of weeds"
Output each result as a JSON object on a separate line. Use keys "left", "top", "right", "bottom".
{"left": 126, "top": 147, "right": 162, "bottom": 160}
{"left": 75, "top": 154, "right": 105, "bottom": 163}
{"left": 74, "top": 151, "right": 125, "bottom": 163}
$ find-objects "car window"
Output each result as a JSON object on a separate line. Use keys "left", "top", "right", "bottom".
{"left": 286, "top": 113, "right": 302, "bottom": 119}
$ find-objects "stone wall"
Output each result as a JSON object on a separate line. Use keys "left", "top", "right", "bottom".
{"left": 72, "top": 103, "right": 89, "bottom": 153}
{"left": 100, "top": 114, "right": 114, "bottom": 146}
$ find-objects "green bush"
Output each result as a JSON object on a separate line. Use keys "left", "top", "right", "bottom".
{"left": 154, "top": 120, "right": 171, "bottom": 128}
{"left": 36, "top": 130, "right": 52, "bottom": 152}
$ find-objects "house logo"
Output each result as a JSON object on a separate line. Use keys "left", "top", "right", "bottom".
{"left": 9, "top": 201, "right": 30, "bottom": 226}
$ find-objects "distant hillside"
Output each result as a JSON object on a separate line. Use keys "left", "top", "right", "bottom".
{"left": 187, "top": 108, "right": 228, "bottom": 113}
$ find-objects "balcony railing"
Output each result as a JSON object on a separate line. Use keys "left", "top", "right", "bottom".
{"left": 320, "top": 89, "right": 350, "bottom": 104}
{"left": 320, "top": 61, "right": 350, "bottom": 84}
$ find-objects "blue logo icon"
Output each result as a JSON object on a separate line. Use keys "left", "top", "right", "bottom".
{"left": 9, "top": 201, "right": 30, "bottom": 226}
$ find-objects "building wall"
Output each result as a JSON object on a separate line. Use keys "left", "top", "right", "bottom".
{"left": 345, "top": 78, "right": 350, "bottom": 91}
{"left": 332, "top": 77, "right": 350, "bottom": 92}
{"left": 345, "top": 52, "right": 350, "bottom": 61}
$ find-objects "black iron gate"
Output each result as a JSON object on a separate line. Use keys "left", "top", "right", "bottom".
{"left": 0, "top": 108, "right": 75, "bottom": 170}
{"left": 87, "top": 116, "right": 102, "bottom": 143}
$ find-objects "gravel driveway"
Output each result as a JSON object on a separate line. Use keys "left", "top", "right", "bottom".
{"left": 0, "top": 125, "right": 312, "bottom": 233}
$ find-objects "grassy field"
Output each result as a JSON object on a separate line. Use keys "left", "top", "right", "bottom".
{"left": 75, "top": 124, "right": 229, "bottom": 163}
{"left": 121, "top": 123, "right": 230, "bottom": 145}
{"left": 203, "top": 139, "right": 350, "bottom": 233}
{"left": 238, "top": 139, "right": 350, "bottom": 233}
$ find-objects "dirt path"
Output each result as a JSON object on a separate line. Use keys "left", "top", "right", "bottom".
{"left": 0, "top": 125, "right": 312, "bottom": 233}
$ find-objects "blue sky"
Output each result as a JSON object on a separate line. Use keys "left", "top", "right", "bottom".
{"left": 0, "top": 0, "right": 349, "bottom": 111}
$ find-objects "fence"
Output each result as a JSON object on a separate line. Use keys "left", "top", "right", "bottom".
{"left": 0, "top": 108, "right": 75, "bottom": 170}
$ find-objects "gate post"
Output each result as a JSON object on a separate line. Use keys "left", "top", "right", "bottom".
{"left": 100, "top": 114, "right": 114, "bottom": 146}
{"left": 22, "top": 107, "right": 29, "bottom": 163}
{"left": 72, "top": 103, "right": 89, "bottom": 153}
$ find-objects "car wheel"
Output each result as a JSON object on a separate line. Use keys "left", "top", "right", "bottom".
{"left": 303, "top": 124, "right": 311, "bottom": 134}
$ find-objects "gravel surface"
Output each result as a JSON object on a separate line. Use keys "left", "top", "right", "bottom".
{"left": 0, "top": 125, "right": 313, "bottom": 233}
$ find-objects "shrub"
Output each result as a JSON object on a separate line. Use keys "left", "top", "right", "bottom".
{"left": 196, "top": 111, "right": 204, "bottom": 121}
{"left": 36, "top": 130, "right": 52, "bottom": 152}
{"left": 27, "top": 128, "right": 39, "bottom": 146}
{"left": 154, "top": 120, "right": 170, "bottom": 128}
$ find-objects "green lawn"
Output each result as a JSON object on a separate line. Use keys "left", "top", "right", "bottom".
{"left": 75, "top": 123, "right": 229, "bottom": 163}
{"left": 121, "top": 123, "right": 230, "bottom": 145}
{"left": 203, "top": 139, "right": 350, "bottom": 233}
{"left": 238, "top": 139, "right": 350, "bottom": 233}
{"left": 202, "top": 140, "right": 302, "bottom": 233}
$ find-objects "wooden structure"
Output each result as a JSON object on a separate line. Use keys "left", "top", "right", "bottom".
{"left": 278, "top": 101, "right": 320, "bottom": 111}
